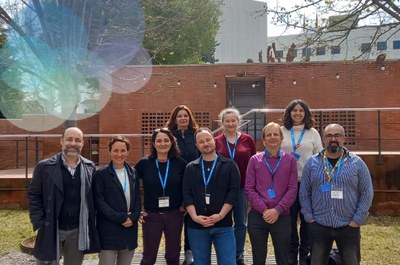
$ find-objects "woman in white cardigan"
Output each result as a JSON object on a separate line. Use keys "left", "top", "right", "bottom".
{"left": 280, "top": 99, "right": 323, "bottom": 265}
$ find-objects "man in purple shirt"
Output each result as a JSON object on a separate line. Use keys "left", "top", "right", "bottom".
{"left": 245, "top": 122, "right": 298, "bottom": 265}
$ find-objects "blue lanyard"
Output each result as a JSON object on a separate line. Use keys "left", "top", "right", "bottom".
{"left": 290, "top": 128, "right": 305, "bottom": 153}
{"left": 201, "top": 155, "right": 218, "bottom": 189}
{"left": 225, "top": 134, "right": 238, "bottom": 160}
{"left": 113, "top": 165, "right": 127, "bottom": 193}
{"left": 155, "top": 159, "right": 170, "bottom": 194}
{"left": 263, "top": 149, "right": 282, "bottom": 187}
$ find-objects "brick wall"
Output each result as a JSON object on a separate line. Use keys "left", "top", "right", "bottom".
{"left": 2, "top": 61, "right": 400, "bottom": 166}
{"left": 1, "top": 60, "right": 400, "bottom": 213}
{"left": 96, "top": 60, "right": 400, "bottom": 164}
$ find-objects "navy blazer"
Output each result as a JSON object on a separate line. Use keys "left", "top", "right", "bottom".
{"left": 93, "top": 161, "right": 141, "bottom": 250}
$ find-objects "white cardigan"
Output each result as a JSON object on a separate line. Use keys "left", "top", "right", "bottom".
{"left": 281, "top": 124, "right": 323, "bottom": 181}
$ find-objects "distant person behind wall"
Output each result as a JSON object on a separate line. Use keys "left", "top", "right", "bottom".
{"left": 166, "top": 105, "right": 199, "bottom": 163}
{"left": 280, "top": 99, "right": 323, "bottom": 265}
{"left": 165, "top": 105, "right": 200, "bottom": 265}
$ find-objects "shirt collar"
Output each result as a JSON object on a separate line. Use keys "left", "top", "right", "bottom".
{"left": 61, "top": 154, "right": 81, "bottom": 174}
{"left": 264, "top": 148, "right": 282, "bottom": 158}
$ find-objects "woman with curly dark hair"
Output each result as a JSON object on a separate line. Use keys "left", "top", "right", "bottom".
{"left": 165, "top": 105, "right": 199, "bottom": 265}
{"left": 281, "top": 99, "right": 323, "bottom": 265}
{"left": 166, "top": 105, "right": 199, "bottom": 163}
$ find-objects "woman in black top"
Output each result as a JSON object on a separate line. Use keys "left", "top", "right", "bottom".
{"left": 135, "top": 128, "right": 187, "bottom": 265}
{"left": 94, "top": 135, "right": 141, "bottom": 265}
{"left": 165, "top": 105, "right": 199, "bottom": 265}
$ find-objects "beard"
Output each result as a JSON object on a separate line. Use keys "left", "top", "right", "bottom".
{"left": 63, "top": 147, "right": 81, "bottom": 157}
{"left": 201, "top": 146, "right": 215, "bottom": 155}
{"left": 327, "top": 141, "right": 342, "bottom": 153}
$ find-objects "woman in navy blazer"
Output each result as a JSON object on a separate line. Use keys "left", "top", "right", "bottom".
{"left": 94, "top": 135, "right": 141, "bottom": 265}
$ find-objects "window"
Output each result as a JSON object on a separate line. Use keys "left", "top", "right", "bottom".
{"left": 316, "top": 47, "right": 326, "bottom": 56}
{"left": 393, "top": 40, "right": 400, "bottom": 49}
{"left": 377, "top": 41, "right": 387, "bottom": 51}
{"left": 302, "top": 48, "right": 312, "bottom": 57}
{"left": 276, "top": 50, "right": 284, "bottom": 58}
{"left": 361, "top": 43, "right": 371, "bottom": 52}
{"left": 331, "top": 46, "right": 341, "bottom": 55}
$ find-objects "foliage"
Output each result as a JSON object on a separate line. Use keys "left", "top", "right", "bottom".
{"left": 0, "top": 0, "right": 222, "bottom": 127}
{"left": 262, "top": 0, "right": 400, "bottom": 59}
{"left": 0, "top": 0, "right": 145, "bottom": 129}
{"left": 142, "top": 0, "right": 222, "bottom": 64}
{"left": 0, "top": 22, "right": 24, "bottom": 119}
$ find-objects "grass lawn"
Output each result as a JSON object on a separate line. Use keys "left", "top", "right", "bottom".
{"left": 1, "top": 210, "right": 399, "bottom": 264}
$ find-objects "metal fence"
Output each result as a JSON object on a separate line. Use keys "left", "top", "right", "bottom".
{"left": 1, "top": 107, "right": 400, "bottom": 186}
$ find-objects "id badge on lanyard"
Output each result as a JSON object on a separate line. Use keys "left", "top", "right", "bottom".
{"left": 202, "top": 155, "right": 218, "bottom": 206}
{"left": 158, "top": 196, "right": 170, "bottom": 207}
{"left": 330, "top": 185, "right": 343, "bottom": 199}
{"left": 205, "top": 194, "right": 211, "bottom": 205}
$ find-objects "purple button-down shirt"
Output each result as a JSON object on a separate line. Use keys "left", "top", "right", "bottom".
{"left": 245, "top": 150, "right": 298, "bottom": 215}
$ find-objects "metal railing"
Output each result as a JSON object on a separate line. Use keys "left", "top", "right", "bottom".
{"left": 1, "top": 107, "right": 400, "bottom": 192}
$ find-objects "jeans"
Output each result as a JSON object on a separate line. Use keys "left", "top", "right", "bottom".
{"left": 247, "top": 211, "right": 291, "bottom": 265}
{"left": 188, "top": 226, "right": 236, "bottom": 265}
{"left": 140, "top": 210, "right": 184, "bottom": 265}
{"left": 289, "top": 183, "right": 309, "bottom": 264}
{"left": 308, "top": 222, "right": 361, "bottom": 265}
{"left": 233, "top": 188, "right": 248, "bottom": 255}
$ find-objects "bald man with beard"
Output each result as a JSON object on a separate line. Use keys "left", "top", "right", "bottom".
{"left": 300, "top": 124, "right": 373, "bottom": 265}
{"left": 28, "top": 127, "right": 100, "bottom": 265}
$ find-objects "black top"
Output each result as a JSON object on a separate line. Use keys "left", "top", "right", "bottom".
{"left": 182, "top": 154, "right": 240, "bottom": 229}
{"left": 172, "top": 129, "right": 199, "bottom": 163}
{"left": 135, "top": 156, "right": 187, "bottom": 212}
{"left": 59, "top": 165, "right": 81, "bottom": 230}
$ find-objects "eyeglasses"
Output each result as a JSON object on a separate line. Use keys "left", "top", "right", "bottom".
{"left": 324, "top": 133, "right": 344, "bottom": 139}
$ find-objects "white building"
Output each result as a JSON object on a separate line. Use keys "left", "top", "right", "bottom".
{"left": 214, "top": 0, "right": 268, "bottom": 63}
{"left": 267, "top": 25, "right": 400, "bottom": 62}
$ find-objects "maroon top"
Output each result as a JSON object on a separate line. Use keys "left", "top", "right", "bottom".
{"left": 215, "top": 132, "right": 256, "bottom": 188}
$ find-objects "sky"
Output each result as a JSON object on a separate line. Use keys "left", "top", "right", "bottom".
{"left": 255, "top": 0, "right": 304, "bottom": 37}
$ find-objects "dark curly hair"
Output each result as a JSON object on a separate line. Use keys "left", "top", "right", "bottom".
{"left": 165, "top": 105, "right": 199, "bottom": 132}
{"left": 149, "top": 128, "right": 181, "bottom": 159}
{"left": 282, "top": 99, "right": 314, "bottom": 130}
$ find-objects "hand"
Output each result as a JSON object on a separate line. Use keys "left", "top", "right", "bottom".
{"left": 179, "top": 206, "right": 187, "bottom": 215}
{"left": 193, "top": 215, "right": 214, "bottom": 227}
{"left": 139, "top": 211, "right": 148, "bottom": 224}
{"left": 203, "top": 215, "right": 219, "bottom": 227}
{"left": 349, "top": 220, "right": 360, "bottom": 227}
{"left": 208, "top": 213, "right": 222, "bottom": 224}
{"left": 122, "top": 217, "right": 133, "bottom": 227}
{"left": 262, "top": 208, "right": 279, "bottom": 224}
